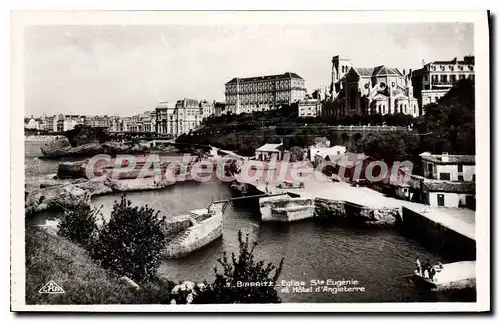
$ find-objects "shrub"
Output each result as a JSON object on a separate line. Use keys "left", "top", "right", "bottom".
{"left": 193, "top": 230, "right": 284, "bottom": 303}
{"left": 57, "top": 201, "right": 101, "bottom": 248}
{"left": 91, "top": 195, "right": 166, "bottom": 282}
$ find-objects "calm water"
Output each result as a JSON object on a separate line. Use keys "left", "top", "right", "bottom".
{"left": 25, "top": 140, "right": 474, "bottom": 303}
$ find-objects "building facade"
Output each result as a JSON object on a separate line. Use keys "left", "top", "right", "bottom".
{"left": 419, "top": 152, "right": 475, "bottom": 209}
{"left": 411, "top": 56, "right": 475, "bottom": 111}
{"left": 53, "top": 114, "right": 83, "bottom": 132}
{"left": 156, "top": 99, "right": 213, "bottom": 137}
{"left": 420, "top": 152, "right": 475, "bottom": 182}
{"left": 84, "top": 116, "right": 110, "bottom": 128}
{"left": 225, "top": 72, "right": 307, "bottom": 115}
{"left": 298, "top": 98, "right": 322, "bottom": 118}
{"left": 328, "top": 55, "right": 418, "bottom": 117}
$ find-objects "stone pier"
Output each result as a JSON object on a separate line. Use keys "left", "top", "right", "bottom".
{"left": 401, "top": 207, "right": 476, "bottom": 261}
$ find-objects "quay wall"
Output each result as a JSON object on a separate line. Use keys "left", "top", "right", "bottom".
{"left": 314, "top": 198, "right": 401, "bottom": 226}
{"left": 259, "top": 195, "right": 401, "bottom": 226}
{"left": 401, "top": 207, "right": 476, "bottom": 261}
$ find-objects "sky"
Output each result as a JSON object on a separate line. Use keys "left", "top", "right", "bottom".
{"left": 24, "top": 23, "right": 473, "bottom": 117}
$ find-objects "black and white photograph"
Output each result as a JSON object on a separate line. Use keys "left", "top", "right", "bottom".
{"left": 10, "top": 10, "right": 490, "bottom": 312}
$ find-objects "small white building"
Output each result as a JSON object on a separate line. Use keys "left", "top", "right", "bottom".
{"left": 255, "top": 143, "right": 283, "bottom": 161}
{"left": 421, "top": 180, "right": 475, "bottom": 209}
{"left": 298, "top": 98, "right": 322, "bottom": 118}
{"left": 420, "top": 152, "right": 475, "bottom": 182}
{"left": 311, "top": 145, "right": 346, "bottom": 166}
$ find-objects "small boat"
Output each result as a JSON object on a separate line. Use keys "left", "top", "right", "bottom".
{"left": 412, "top": 261, "right": 476, "bottom": 291}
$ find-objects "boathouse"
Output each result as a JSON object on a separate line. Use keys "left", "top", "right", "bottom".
{"left": 421, "top": 181, "right": 476, "bottom": 209}
{"left": 255, "top": 143, "right": 284, "bottom": 161}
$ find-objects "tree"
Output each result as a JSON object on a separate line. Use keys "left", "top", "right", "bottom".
{"left": 417, "top": 79, "right": 475, "bottom": 155}
{"left": 91, "top": 195, "right": 166, "bottom": 282}
{"left": 289, "top": 146, "right": 305, "bottom": 162}
{"left": 57, "top": 200, "right": 101, "bottom": 248}
{"left": 193, "top": 230, "right": 284, "bottom": 303}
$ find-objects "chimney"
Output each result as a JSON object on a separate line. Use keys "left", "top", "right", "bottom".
{"left": 441, "top": 152, "right": 449, "bottom": 162}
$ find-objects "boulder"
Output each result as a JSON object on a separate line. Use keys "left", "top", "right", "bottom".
{"left": 40, "top": 137, "right": 71, "bottom": 156}
{"left": 57, "top": 161, "right": 86, "bottom": 179}
{"left": 25, "top": 179, "right": 111, "bottom": 215}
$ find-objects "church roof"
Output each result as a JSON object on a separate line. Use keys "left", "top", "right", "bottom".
{"left": 352, "top": 67, "right": 374, "bottom": 77}
{"left": 351, "top": 66, "right": 403, "bottom": 77}
{"left": 373, "top": 65, "right": 403, "bottom": 76}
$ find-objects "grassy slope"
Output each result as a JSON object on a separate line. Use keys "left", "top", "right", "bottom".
{"left": 25, "top": 226, "right": 172, "bottom": 304}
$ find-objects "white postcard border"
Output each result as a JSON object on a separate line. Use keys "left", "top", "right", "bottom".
{"left": 10, "top": 10, "right": 490, "bottom": 312}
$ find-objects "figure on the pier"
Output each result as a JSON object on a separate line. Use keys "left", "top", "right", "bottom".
{"left": 415, "top": 258, "right": 422, "bottom": 275}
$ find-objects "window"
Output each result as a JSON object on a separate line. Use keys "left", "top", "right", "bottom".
{"left": 472, "top": 174, "right": 476, "bottom": 182}
{"left": 459, "top": 65, "right": 464, "bottom": 71}
{"left": 458, "top": 164, "right": 463, "bottom": 172}
{"left": 450, "top": 66, "right": 454, "bottom": 71}
{"left": 439, "top": 172, "right": 451, "bottom": 180}
{"left": 440, "top": 75, "right": 448, "bottom": 83}
{"left": 450, "top": 75, "right": 457, "bottom": 83}
{"left": 459, "top": 75, "right": 466, "bottom": 80}
{"left": 469, "top": 75, "right": 475, "bottom": 81}
{"left": 458, "top": 174, "right": 464, "bottom": 182}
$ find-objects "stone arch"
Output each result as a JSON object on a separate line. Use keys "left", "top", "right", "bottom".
{"left": 340, "top": 133, "right": 350, "bottom": 146}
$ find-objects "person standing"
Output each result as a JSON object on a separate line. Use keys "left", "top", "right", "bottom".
{"left": 415, "top": 258, "right": 422, "bottom": 276}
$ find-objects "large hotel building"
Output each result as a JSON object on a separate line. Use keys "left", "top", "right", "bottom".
{"left": 411, "top": 56, "right": 475, "bottom": 109}
{"left": 225, "top": 72, "right": 307, "bottom": 115}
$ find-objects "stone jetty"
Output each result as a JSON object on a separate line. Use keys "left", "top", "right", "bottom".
{"left": 162, "top": 202, "right": 225, "bottom": 259}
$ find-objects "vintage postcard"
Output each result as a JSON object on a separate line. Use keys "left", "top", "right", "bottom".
{"left": 11, "top": 11, "right": 490, "bottom": 312}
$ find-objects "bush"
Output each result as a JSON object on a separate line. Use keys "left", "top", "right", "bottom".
{"left": 91, "top": 195, "right": 166, "bottom": 282}
{"left": 193, "top": 230, "right": 284, "bottom": 303}
{"left": 57, "top": 201, "right": 101, "bottom": 248}
{"left": 26, "top": 226, "right": 173, "bottom": 304}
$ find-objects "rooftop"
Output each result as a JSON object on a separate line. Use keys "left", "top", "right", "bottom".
{"left": 327, "top": 152, "right": 370, "bottom": 168}
{"left": 313, "top": 137, "right": 330, "bottom": 145}
{"left": 420, "top": 152, "right": 475, "bottom": 165}
{"left": 423, "top": 180, "right": 476, "bottom": 194}
{"left": 351, "top": 65, "right": 404, "bottom": 78}
{"left": 226, "top": 72, "right": 304, "bottom": 84}
{"left": 256, "top": 143, "right": 283, "bottom": 152}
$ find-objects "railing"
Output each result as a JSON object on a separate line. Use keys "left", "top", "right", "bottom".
{"left": 326, "top": 125, "right": 409, "bottom": 132}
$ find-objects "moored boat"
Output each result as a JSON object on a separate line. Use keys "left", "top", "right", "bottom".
{"left": 412, "top": 261, "right": 476, "bottom": 291}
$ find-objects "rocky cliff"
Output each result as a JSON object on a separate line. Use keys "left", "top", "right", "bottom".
{"left": 40, "top": 140, "right": 150, "bottom": 159}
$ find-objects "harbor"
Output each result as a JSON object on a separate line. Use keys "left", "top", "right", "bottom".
{"left": 25, "top": 140, "right": 476, "bottom": 302}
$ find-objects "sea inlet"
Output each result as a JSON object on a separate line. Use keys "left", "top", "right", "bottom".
{"left": 25, "top": 141, "right": 474, "bottom": 303}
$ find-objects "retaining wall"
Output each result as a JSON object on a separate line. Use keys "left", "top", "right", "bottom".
{"left": 401, "top": 207, "right": 476, "bottom": 261}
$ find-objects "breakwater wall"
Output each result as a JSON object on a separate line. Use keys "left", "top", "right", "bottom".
{"left": 314, "top": 198, "right": 401, "bottom": 226}
{"left": 260, "top": 194, "right": 315, "bottom": 222}
{"left": 401, "top": 207, "right": 476, "bottom": 261}
{"left": 259, "top": 195, "right": 401, "bottom": 226}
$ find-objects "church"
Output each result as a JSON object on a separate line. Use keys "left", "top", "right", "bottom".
{"left": 327, "top": 55, "right": 419, "bottom": 117}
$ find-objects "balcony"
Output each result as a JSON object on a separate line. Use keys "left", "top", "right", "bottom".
{"left": 432, "top": 81, "right": 454, "bottom": 86}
